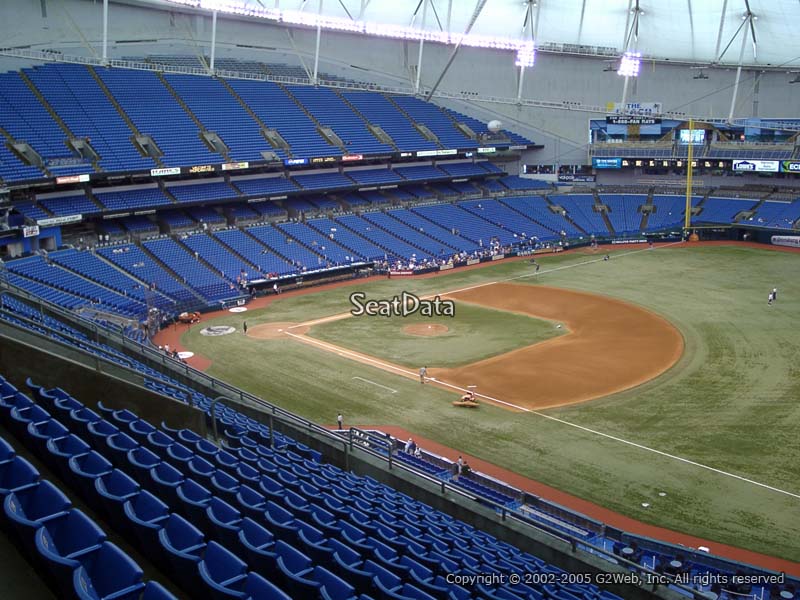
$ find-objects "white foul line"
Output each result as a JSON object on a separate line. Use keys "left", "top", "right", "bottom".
{"left": 352, "top": 376, "right": 397, "bottom": 394}
{"left": 285, "top": 241, "right": 800, "bottom": 501}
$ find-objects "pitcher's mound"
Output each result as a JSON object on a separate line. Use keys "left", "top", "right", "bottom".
{"left": 403, "top": 323, "right": 449, "bottom": 337}
{"left": 249, "top": 322, "right": 310, "bottom": 339}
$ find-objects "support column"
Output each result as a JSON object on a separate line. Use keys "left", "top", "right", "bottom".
{"left": 313, "top": 0, "right": 323, "bottom": 84}
{"left": 415, "top": 0, "right": 429, "bottom": 95}
{"left": 210, "top": 10, "right": 218, "bottom": 73}
{"left": 516, "top": 66, "right": 525, "bottom": 102}
{"left": 727, "top": 20, "right": 749, "bottom": 122}
{"left": 102, "top": 0, "right": 109, "bottom": 63}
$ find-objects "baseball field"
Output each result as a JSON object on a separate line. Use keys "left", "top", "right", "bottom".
{"left": 176, "top": 243, "right": 800, "bottom": 563}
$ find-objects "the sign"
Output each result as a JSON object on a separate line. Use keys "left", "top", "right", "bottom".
{"left": 732, "top": 159, "right": 779, "bottom": 173}
{"left": 466, "top": 259, "right": 480, "bottom": 266}
{"left": 221, "top": 161, "right": 249, "bottom": 171}
{"left": 341, "top": 154, "right": 364, "bottom": 162}
{"left": 611, "top": 239, "right": 648, "bottom": 245}
{"left": 606, "top": 116, "right": 661, "bottom": 125}
{"left": 592, "top": 157, "right": 622, "bottom": 169}
{"left": 477, "top": 147, "right": 497, "bottom": 154}
{"left": 22, "top": 225, "right": 39, "bottom": 238}
{"left": 416, "top": 149, "right": 458, "bottom": 157}
{"left": 37, "top": 214, "right": 82, "bottom": 226}
{"left": 284, "top": 158, "right": 308, "bottom": 166}
{"left": 200, "top": 325, "right": 236, "bottom": 337}
{"left": 188, "top": 164, "right": 214, "bottom": 174}
{"left": 509, "top": 145, "right": 528, "bottom": 150}
{"left": 771, "top": 235, "right": 800, "bottom": 248}
{"left": 399, "top": 152, "right": 414, "bottom": 158}
{"left": 55, "top": 174, "right": 90, "bottom": 184}
{"left": 311, "top": 156, "right": 338, "bottom": 164}
{"left": 491, "top": 254, "right": 505, "bottom": 261}
{"left": 439, "top": 264, "right": 454, "bottom": 271}
{"left": 607, "top": 101, "right": 663, "bottom": 116}
{"left": 558, "top": 174, "right": 596, "bottom": 182}
{"left": 151, "top": 167, "right": 181, "bottom": 177}
{"left": 780, "top": 160, "right": 800, "bottom": 173}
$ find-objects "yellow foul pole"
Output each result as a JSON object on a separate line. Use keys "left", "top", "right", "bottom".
{"left": 684, "top": 118, "right": 694, "bottom": 232}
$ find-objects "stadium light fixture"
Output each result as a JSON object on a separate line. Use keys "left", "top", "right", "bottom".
{"left": 618, "top": 51, "right": 641, "bottom": 77}
{"left": 514, "top": 42, "right": 535, "bottom": 68}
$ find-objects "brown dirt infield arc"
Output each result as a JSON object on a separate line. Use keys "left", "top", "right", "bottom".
{"left": 432, "top": 283, "right": 684, "bottom": 409}
{"left": 403, "top": 323, "right": 450, "bottom": 337}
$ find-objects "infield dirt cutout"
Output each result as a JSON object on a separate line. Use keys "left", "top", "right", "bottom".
{"left": 287, "top": 283, "right": 684, "bottom": 410}
{"left": 249, "top": 321, "right": 310, "bottom": 339}
{"left": 403, "top": 323, "right": 450, "bottom": 337}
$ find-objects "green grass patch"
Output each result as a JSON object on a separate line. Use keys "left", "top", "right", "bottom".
{"left": 183, "top": 246, "right": 800, "bottom": 561}
{"left": 308, "top": 300, "right": 563, "bottom": 368}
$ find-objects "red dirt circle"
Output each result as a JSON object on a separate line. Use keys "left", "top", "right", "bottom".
{"left": 403, "top": 323, "right": 450, "bottom": 337}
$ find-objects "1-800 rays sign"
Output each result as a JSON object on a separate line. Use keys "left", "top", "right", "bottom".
{"left": 200, "top": 326, "right": 236, "bottom": 337}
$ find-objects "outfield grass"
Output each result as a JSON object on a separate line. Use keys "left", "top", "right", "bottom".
{"left": 309, "top": 300, "right": 563, "bottom": 368}
{"left": 182, "top": 246, "right": 800, "bottom": 561}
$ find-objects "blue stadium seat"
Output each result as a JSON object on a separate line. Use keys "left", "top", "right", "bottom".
{"left": 34, "top": 508, "right": 107, "bottom": 592}
{"left": 275, "top": 539, "right": 319, "bottom": 597}
{"left": 125, "top": 446, "right": 161, "bottom": 486}
{"left": 149, "top": 462, "right": 185, "bottom": 508}
{"left": 204, "top": 496, "right": 243, "bottom": 551}
{"left": 236, "top": 516, "right": 277, "bottom": 576}
{"left": 106, "top": 432, "right": 140, "bottom": 468}
{"left": 4, "top": 480, "right": 71, "bottom": 554}
{"left": 197, "top": 541, "right": 248, "bottom": 600}
{"left": 67, "top": 451, "right": 114, "bottom": 502}
{"left": 157, "top": 512, "right": 206, "bottom": 592}
{"left": 27, "top": 419, "right": 70, "bottom": 460}
{"left": 9, "top": 403, "right": 50, "bottom": 440}
{"left": 72, "top": 541, "right": 145, "bottom": 600}
{"left": 123, "top": 489, "right": 170, "bottom": 552}
{"left": 94, "top": 468, "right": 141, "bottom": 525}
{"left": 176, "top": 478, "right": 213, "bottom": 525}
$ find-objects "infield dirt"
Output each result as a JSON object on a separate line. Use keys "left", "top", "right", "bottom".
{"left": 433, "top": 283, "right": 684, "bottom": 408}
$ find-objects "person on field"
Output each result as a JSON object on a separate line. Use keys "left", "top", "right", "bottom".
{"left": 772, "top": 287, "right": 777, "bottom": 302}
{"left": 419, "top": 366, "right": 427, "bottom": 384}
{"left": 243, "top": 321, "right": 248, "bottom": 335}
{"left": 768, "top": 291, "right": 774, "bottom": 306}
{"left": 337, "top": 413, "right": 343, "bottom": 430}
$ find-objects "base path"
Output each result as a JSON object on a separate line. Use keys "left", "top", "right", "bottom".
{"left": 248, "top": 322, "right": 310, "bottom": 340}
{"left": 434, "top": 283, "right": 684, "bottom": 409}
{"left": 361, "top": 425, "right": 800, "bottom": 577}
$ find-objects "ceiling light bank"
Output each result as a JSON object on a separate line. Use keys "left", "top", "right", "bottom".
{"left": 515, "top": 42, "right": 536, "bottom": 68}
{"left": 167, "top": 0, "right": 534, "bottom": 56}
{"left": 618, "top": 51, "right": 641, "bottom": 77}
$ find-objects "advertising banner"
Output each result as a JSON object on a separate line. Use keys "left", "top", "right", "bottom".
{"left": 732, "top": 159, "right": 779, "bottom": 173}
{"left": 221, "top": 161, "right": 249, "bottom": 171}
{"left": 56, "top": 174, "right": 91, "bottom": 184}
{"left": 780, "top": 160, "right": 800, "bottom": 173}
{"left": 592, "top": 157, "right": 622, "bottom": 169}
{"left": 771, "top": 235, "right": 800, "bottom": 248}
{"left": 150, "top": 167, "right": 181, "bottom": 177}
